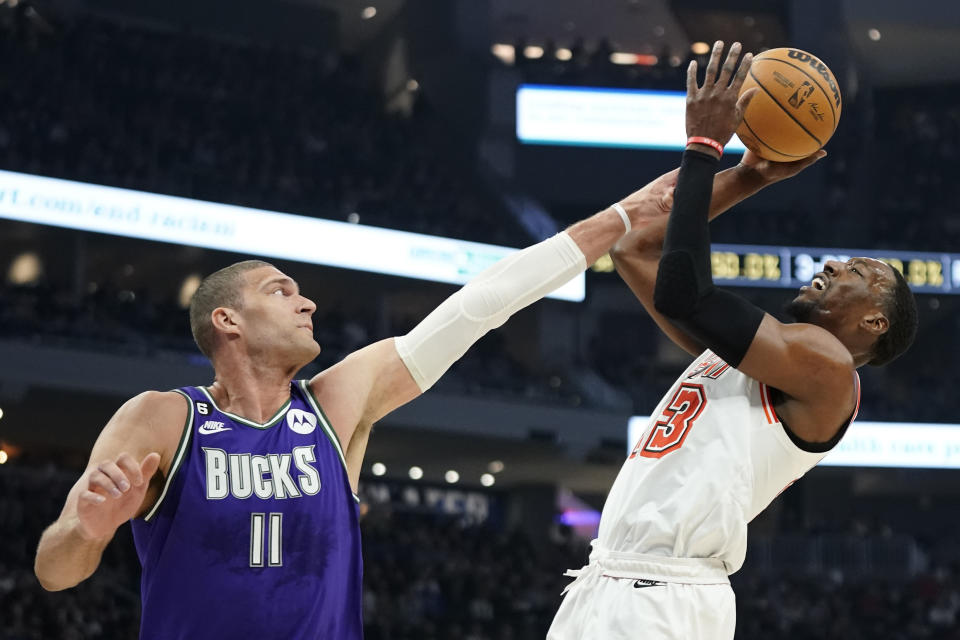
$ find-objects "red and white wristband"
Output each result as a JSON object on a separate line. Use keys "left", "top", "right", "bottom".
{"left": 686, "top": 136, "right": 724, "bottom": 157}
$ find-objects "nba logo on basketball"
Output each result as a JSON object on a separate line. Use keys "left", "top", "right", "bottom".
{"left": 788, "top": 82, "right": 815, "bottom": 109}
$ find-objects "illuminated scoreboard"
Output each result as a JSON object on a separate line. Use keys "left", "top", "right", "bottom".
{"left": 594, "top": 244, "right": 958, "bottom": 294}
{"left": 709, "top": 244, "right": 955, "bottom": 294}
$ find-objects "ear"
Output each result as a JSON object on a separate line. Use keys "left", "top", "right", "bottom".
{"left": 211, "top": 307, "right": 242, "bottom": 338}
{"left": 860, "top": 311, "right": 889, "bottom": 337}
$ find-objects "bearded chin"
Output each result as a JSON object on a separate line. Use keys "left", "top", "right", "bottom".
{"left": 784, "top": 297, "right": 817, "bottom": 323}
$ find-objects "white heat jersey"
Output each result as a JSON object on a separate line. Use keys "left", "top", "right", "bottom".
{"left": 598, "top": 350, "right": 859, "bottom": 575}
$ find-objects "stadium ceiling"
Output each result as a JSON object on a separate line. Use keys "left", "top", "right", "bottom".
{"left": 844, "top": 0, "right": 960, "bottom": 86}
{"left": 490, "top": 0, "right": 691, "bottom": 61}
{"left": 299, "top": 0, "right": 405, "bottom": 52}
{"left": 301, "top": 0, "right": 959, "bottom": 86}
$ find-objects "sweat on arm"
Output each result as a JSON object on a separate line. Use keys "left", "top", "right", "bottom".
{"left": 653, "top": 150, "right": 765, "bottom": 368}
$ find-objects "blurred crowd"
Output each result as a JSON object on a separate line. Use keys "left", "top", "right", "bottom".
{"left": 872, "top": 87, "right": 960, "bottom": 251}
{"left": 4, "top": 463, "right": 960, "bottom": 639}
{"left": 0, "top": 280, "right": 585, "bottom": 407}
{"left": 0, "top": 12, "right": 524, "bottom": 246}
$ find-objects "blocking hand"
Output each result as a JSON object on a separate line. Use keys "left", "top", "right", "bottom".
{"left": 76, "top": 452, "right": 161, "bottom": 540}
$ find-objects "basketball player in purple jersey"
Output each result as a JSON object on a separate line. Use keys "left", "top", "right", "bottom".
{"left": 547, "top": 42, "right": 918, "bottom": 639}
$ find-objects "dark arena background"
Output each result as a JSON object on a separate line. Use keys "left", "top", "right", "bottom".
{"left": 2, "top": 0, "right": 960, "bottom": 638}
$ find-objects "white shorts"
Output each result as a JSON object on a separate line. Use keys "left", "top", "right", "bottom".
{"left": 547, "top": 544, "right": 736, "bottom": 640}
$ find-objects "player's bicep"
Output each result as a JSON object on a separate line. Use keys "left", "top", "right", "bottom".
{"left": 311, "top": 339, "right": 421, "bottom": 443}
{"left": 737, "top": 315, "right": 853, "bottom": 404}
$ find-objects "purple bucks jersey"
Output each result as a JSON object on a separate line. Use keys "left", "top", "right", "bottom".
{"left": 130, "top": 381, "right": 362, "bottom": 640}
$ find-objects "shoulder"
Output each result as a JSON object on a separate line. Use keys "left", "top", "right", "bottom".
{"left": 121, "top": 390, "right": 191, "bottom": 421}
{"left": 87, "top": 390, "right": 191, "bottom": 477}
{"left": 109, "top": 390, "right": 191, "bottom": 445}
{"left": 767, "top": 323, "right": 857, "bottom": 443}
{"left": 778, "top": 321, "right": 854, "bottom": 372}
{"left": 744, "top": 315, "right": 855, "bottom": 392}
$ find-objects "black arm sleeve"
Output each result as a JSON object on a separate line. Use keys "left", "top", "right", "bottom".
{"left": 653, "top": 149, "right": 765, "bottom": 367}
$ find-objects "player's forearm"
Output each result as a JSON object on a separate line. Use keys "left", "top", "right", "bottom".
{"left": 396, "top": 231, "right": 588, "bottom": 392}
{"left": 35, "top": 517, "right": 111, "bottom": 591}
{"left": 653, "top": 150, "right": 765, "bottom": 367}
{"left": 612, "top": 163, "right": 771, "bottom": 355}
{"left": 709, "top": 163, "right": 769, "bottom": 218}
{"left": 615, "top": 164, "right": 772, "bottom": 264}
{"left": 565, "top": 206, "right": 634, "bottom": 266}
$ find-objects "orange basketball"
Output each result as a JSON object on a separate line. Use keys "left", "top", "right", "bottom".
{"left": 736, "top": 48, "right": 842, "bottom": 162}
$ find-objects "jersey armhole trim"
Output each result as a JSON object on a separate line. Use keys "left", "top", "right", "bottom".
{"left": 771, "top": 373, "right": 861, "bottom": 454}
{"left": 143, "top": 389, "right": 194, "bottom": 522}
{"left": 299, "top": 380, "right": 350, "bottom": 477}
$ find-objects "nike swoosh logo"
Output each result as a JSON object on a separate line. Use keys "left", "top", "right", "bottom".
{"left": 633, "top": 580, "right": 665, "bottom": 589}
{"left": 198, "top": 426, "right": 232, "bottom": 434}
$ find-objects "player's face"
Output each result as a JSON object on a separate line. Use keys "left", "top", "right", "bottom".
{"left": 237, "top": 267, "right": 320, "bottom": 365}
{"left": 786, "top": 257, "right": 895, "bottom": 329}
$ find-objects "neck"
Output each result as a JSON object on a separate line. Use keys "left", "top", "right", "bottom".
{"left": 835, "top": 329, "right": 874, "bottom": 368}
{"left": 207, "top": 354, "right": 299, "bottom": 423}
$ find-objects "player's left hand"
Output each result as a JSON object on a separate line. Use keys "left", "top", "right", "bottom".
{"left": 739, "top": 148, "right": 827, "bottom": 184}
{"left": 685, "top": 40, "right": 756, "bottom": 150}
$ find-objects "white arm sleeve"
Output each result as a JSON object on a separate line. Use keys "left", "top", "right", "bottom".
{"left": 394, "top": 231, "right": 587, "bottom": 392}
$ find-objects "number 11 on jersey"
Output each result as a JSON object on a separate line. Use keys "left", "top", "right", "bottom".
{"left": 250, "top": 512, "right": 283, "bottom": 567}
{"left": 630, "top": 383, "right": 707, "bottom": 459}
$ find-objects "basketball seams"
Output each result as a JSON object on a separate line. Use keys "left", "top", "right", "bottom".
{"left": 747, "top": 68, "right": 824, "bottom": 147}
{"left": 757, "top": 57, "right": 838, "bottom": 125}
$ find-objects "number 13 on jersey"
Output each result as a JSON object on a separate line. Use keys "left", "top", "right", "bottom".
{"left": 630, "top": 383, "right": 707, "bottom": 459}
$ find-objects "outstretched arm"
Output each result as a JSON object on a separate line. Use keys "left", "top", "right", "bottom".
{"left": 311, "top": 177, "right": 689, "bottom": 490}
{"left": 650, "top": 40, "right": 855, "bottom": 442}
{"left": 612, "top": 152, "right": 825, "bottom": 356}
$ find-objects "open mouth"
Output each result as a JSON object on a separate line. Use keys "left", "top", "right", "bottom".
{"left": 811, "top": 276, "right": 827, "bottom": 291}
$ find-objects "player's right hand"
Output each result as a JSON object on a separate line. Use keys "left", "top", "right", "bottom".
{"left": 685, "top": 40, "right": 756, "bottom": 147}
{"left": 75, "top": 452, "right": 161, "bottom": 540}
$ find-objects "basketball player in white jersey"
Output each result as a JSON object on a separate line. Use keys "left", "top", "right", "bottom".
{"left": 547, "top": 41, "right": 918, "bottom": 639}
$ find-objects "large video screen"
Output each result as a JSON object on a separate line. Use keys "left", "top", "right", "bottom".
{"left": 517, "top": 84, "right": 748, "bottom": 152}
{"left": 0, "top": 169, "right": 584, "bottom": 302}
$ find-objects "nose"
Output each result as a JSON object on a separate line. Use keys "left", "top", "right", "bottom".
{"left": 299, "top": 295, "right": 317, "bottom": 315}
{"left": 823, "top": 261, "right": 842, "bottom": 276}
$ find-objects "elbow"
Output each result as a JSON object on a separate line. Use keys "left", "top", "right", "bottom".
{"left": 609, "top": 240, "right": 629, "bottom": 264}
{"left": 35, "top": 567, "right": 74, "bottom": 592}
{"left": 653, "top": 278, "right": 692, "bottom": 320}
{"left": 34, "top": 547, "right": 82, "bottom": 592}
{"left": 653, "top": 252, "right": 701, "bottom": 319}
{"left": 652, "top": 277, "right": 672, "bottom": 317}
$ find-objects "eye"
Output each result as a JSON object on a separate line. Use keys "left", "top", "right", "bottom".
{"left": 851, "top": 267, "right": 859, "bottom": 275}
{"left": 272, "top": 288, "right": 285, "bottom": 295}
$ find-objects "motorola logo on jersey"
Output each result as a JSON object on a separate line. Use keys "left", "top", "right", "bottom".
{"left": 286, "top": 409, "right": 317, "bottom": 435}
{"left": 203, "top": 445, "right": 321, "bottom": 500}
